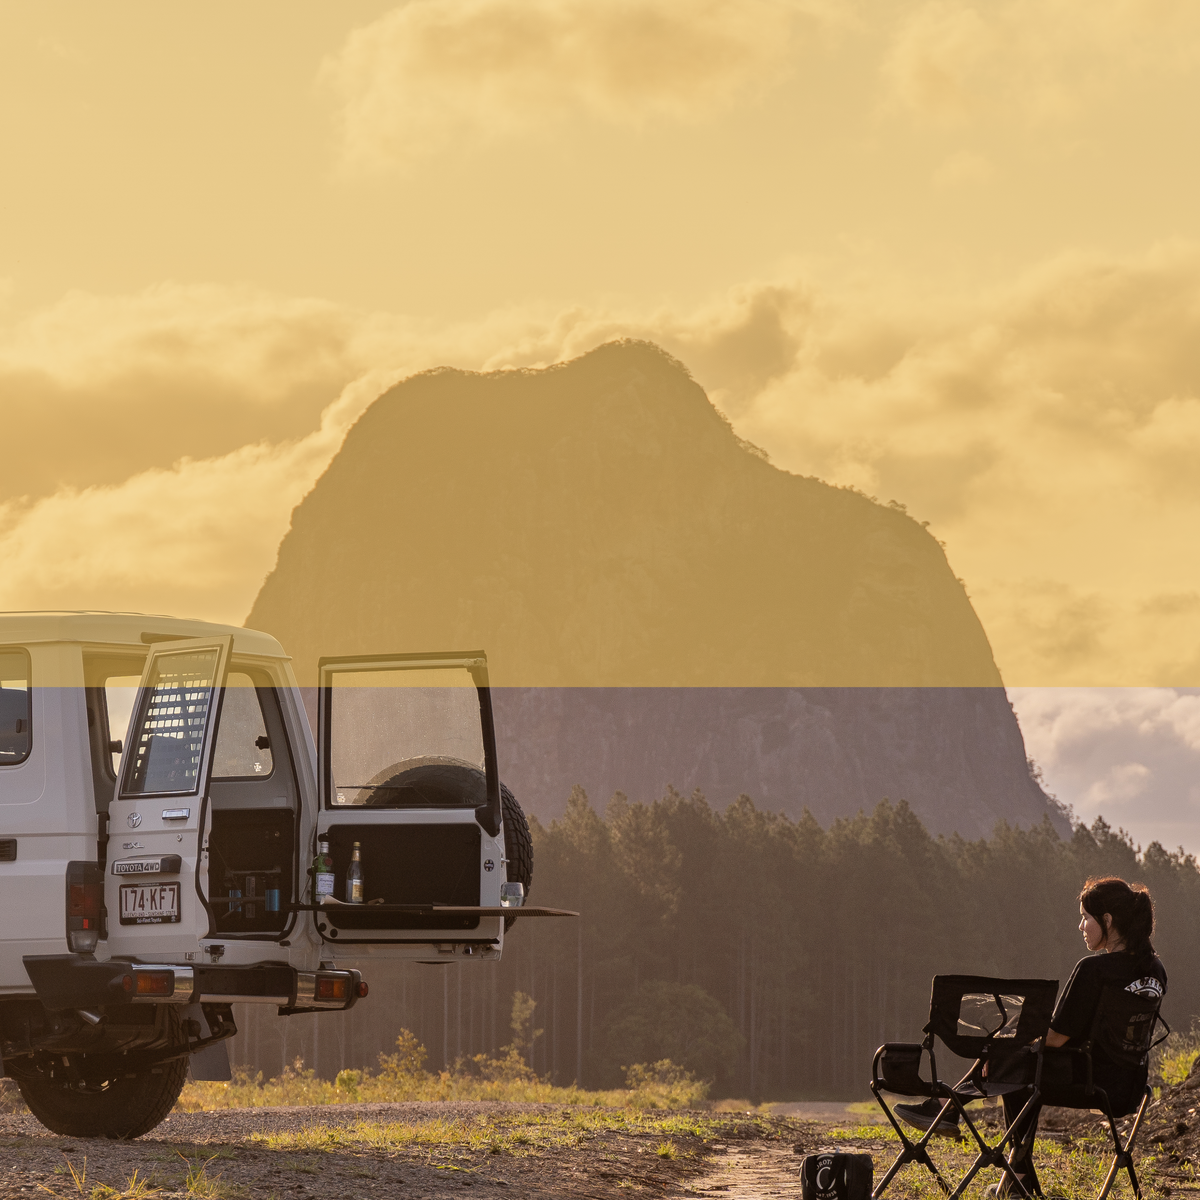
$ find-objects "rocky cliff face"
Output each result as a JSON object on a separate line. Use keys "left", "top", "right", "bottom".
{"left": 491, "top": 687, "right": 1062, "bottom": 838}
{"left": 248, "top": 340, "right": 1064, "bottom": 837}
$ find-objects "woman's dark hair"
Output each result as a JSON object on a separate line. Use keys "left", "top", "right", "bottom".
{"left": 1080, "top": 876, "right": 1155, "bottom": 957}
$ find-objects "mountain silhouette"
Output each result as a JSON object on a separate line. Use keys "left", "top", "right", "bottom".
{"left": 248, "top": 340, "right": 1064, "bottom": 836}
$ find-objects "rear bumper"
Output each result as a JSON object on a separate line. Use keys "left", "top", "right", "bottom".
{"left": 22, "top": 955, "right": 365, "bottom": 1014}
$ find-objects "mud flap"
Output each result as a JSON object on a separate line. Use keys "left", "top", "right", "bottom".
{"left": 183, "top": 1003, "right": 232, "bottom": 1082}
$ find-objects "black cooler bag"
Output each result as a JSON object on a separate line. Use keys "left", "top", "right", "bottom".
{"left": 799, "top": 1152, "right": 873, "bottom": 1200}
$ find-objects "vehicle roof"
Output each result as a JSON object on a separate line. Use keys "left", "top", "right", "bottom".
{"left": 0, "top": 611, "right": 286, "bottom": 658}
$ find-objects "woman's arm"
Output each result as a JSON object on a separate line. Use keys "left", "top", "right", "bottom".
{"left": 1045, "top": 1029, "right": 1069, "bottom": 1048}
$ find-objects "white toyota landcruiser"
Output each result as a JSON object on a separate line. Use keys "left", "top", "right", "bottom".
{"left": 0, "top": 612, "right": 547, "bottom": 1139}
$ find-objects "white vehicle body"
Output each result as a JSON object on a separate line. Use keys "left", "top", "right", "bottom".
{"left": 0, "top": 611, "right": 543, "bottom": 1138}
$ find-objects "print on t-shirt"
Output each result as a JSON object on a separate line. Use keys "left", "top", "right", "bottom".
{"left": 1126, "top": 976, "right": 1165, "bottom": 998}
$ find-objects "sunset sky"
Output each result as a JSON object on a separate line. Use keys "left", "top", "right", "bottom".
{"left": 2, "top": 2, "right": 1199, "bottom": 848}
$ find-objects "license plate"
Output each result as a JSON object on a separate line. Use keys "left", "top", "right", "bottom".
{"left": 119, "top": 882, "right": 181, "bottom": 925}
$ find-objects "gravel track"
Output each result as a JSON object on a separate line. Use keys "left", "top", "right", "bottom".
{"left": 0, "top": 1102, "right": 750, "bottom": 1198}
{"left": 0, "top": 1099, "right": 582, "bottom": 1145}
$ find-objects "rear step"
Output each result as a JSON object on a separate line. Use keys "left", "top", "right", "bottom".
{"left": 23, "top": 955, "right": 367, "bottom": 1014}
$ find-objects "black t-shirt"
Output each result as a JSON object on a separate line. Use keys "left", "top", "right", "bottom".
{"left": 1051, "top": 950, "right": 1167, "bottom": 1047}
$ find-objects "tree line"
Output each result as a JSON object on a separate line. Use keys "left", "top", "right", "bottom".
{"left": 229, "top": 789, "right": 1200, "bottom": 1100}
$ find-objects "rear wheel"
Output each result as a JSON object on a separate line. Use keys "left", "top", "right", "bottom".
{"left": 501, "top": 782, "right": 532, "bottom": 930}
{"left": 15, "top": 1051, "right": 188, "bottom": 1139}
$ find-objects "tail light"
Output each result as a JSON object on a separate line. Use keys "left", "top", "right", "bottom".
{"left": 66, "top": 861, "right": 105, "bottom": 955}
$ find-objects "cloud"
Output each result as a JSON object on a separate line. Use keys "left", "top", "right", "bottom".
{"left": 1085, "top": 761, "right": 1151, "bottom": 807}
{"left": 1010, "top": 687, "right": 1200, "bottom": 849}
{"left": 881, "top": 0, "right": 1200, "bottom": 128}
{"left": 932, "top": 150, "right": 993, "bottom": 188}
{"left": 0, "top": 282, "right": 587, "bottom": 505}
{"left": 706, "top": 244, "right": 1200, "bottom": 684}
{"left": 0, "top": 285, "right": 365, "bottom": 502}
{"left": 321, "top": 0, "right": 836, "bottom": 166}
{"left": 5, "top": 243, "right": 1200, "bottom": 684}
{"left": 0, "top": 371, "right": 402, "bottom": 625}
{"left": 882, "top": 2, "right": 995, "bottom": 125}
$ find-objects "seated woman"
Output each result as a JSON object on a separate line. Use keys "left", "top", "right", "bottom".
{"left": 896, "top": 876, "right": 1166, "bottom": 1196}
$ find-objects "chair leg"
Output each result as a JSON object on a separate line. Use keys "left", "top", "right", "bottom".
{"left": 1125, "top": 1160, "right": 1143, "bottom": 1200}
{"left": 869, "top": 1083, "right": 954, "bottom": 1198}
{"left": 1096, "top": 1088, "right": 1151, "bottom": 1200}
{"left": 1096, "top": 1154, "right": 1124, "bottom": 1200}
{"left": 946, "top": 1096, "right": 1041, "bottom": 1200}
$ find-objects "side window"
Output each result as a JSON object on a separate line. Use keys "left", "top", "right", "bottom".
{"left": 213, "top": 673, "right": 274, "bottom": 779}
{"left": 104, "top": 675, "right": 142, "bottom": 776}
{"left": 83, "top": 652, "right": 146, "bottom": 812}
{"left": 0, "top": 649, "right": 32, "bottom": 766}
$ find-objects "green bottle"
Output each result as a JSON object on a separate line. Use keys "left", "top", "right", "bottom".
{"left": 313, "top": 838, "right": 334, "bottom": 901}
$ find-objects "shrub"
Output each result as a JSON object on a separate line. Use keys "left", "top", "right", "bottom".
{"left": 604, "top": 982, "right": 742, "bottom": 1087}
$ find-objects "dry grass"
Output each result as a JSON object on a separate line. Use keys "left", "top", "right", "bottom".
{"left": 177, "top": 1029, "right": 708, "bottom": 1113}
{"left": 42, "top": 1158, "right": 164, "bottom": 1199}
{"left": 245, "top": 1107, "right": 715, "bottom": 1157}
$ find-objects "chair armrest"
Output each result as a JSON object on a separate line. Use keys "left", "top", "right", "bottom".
{"left": 874, "top": 1042, "right": 934, "bottom": 1097}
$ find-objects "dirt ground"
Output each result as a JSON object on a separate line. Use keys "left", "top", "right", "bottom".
{"left": 0, "top": 1101, "right": 821, "bottom": 1199}
{"left": 0, "top": 1091, "right": 1186, "bottom": 1199}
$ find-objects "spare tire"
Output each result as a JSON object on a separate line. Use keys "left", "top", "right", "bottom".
{"left": 501, "top": 782, "right": 532, "bottom": 930}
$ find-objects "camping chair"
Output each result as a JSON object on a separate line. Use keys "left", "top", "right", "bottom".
{"left": 871, "top": 975, "right": 1059, "bottom": 1200}
{"left": 1027, "top": 985, "right": 1169, "bottom": 1200}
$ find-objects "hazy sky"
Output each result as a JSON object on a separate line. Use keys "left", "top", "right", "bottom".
{"left": 2, "top": 2, "right": 1199, "bottom": 849}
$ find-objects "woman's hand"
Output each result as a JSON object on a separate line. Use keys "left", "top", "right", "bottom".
{"left": 1045, "top": 1029, "right": 1069, "bottom": 1048}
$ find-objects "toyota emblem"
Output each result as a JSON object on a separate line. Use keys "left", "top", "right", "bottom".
{"left": 127, "top": 812, "right": 142, "bottom": 829}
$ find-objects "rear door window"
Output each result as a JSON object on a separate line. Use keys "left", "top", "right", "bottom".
{"left": 212, "top": 674, "right": 274, "bottom": 779}
{"left": 327, "top": 665, "right": 485, "bottom": 808}
{"left": 0, "top": 649, "right": 31, "bottom": 766}
{"left": 120, "top": 644, "right": 227, "bottom": 798}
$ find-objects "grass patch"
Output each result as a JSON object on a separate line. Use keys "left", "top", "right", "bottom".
{"left": 247, "top": 1107, "right": 718, "bottom": 1161}
{"left": 844, "top": 1129, "right": 1170, "bottom": 1199}
{"left": 828, "top": 1123, "right": 902, "bottom": 1142}
{"left": 178, "top": 1013, "right": 708, "bottom": 1113}
{"left": 45, "top": 1158, "right": 163, "bottom": 1199}
{"left": 1154, "top": 1020, "right": 1200, "bottom": 1087}
{"left": 177, "top": 1152, "right": 244, "bottom": 1200}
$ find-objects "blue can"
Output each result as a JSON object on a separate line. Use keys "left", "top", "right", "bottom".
{"left": 266, "top": 888, "right": 281, "bottom": 912}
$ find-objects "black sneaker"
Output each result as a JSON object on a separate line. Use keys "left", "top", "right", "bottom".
{"left": 894, "top": 1098, "right": 963, "bottom": 1138}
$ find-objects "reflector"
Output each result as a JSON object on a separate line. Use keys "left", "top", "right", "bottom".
{"left": 135, "top": 971, "right": 174, "bottom": 996}
{"left": 315, "top": 976, "right": 348, "bottom": 1000}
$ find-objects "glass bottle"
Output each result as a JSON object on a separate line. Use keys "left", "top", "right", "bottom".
{"left": 313, "top": 838, "right": 334, "bottom": 901}
{"left": 346, "top": 841, "right": 364, "bottom": 904}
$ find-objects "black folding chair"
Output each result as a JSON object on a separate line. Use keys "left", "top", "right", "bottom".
{"left": 871, "top": 975, "right": 1059, "bottom": 1200}
{"left": 1022, "top": 985, "right": 1169, "bottom": 1200}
